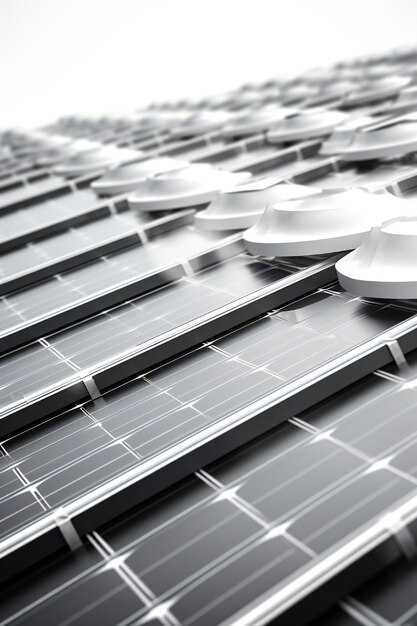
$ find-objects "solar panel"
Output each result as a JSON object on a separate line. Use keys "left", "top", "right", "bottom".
{"left": 0, "top": 282, "right": 415, "bottom": 565}
{"left": 0, "top": 254, "right": 333, "bottom": 432}
{"left": 3, "top": 44, "right": 417, "bottom": 626}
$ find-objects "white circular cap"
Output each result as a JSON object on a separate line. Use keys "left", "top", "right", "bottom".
{"left": 169, "top": 111, "right": 234, "bottom": 138}
{"left": 221, "top": 106, "right": 296, "bottom": 138}
{"left": 336, "top": 114, "right": 417, "bottom": 161}
{"left": 341, "top": 76, "right": 411, "bottom": 107}
{"left": 194, "top": 178, "right": 319, "bottom": 231}
{"left": 337, "top": 215, "right": 417, "bottom": 298}
{"left": 91, "top": 158, "right": 190, "bottom": 196}
{"left": 267, "top": 110, "right": 348, "bottom": 143}
{"left": 54, "top": 146, "right": 142, "bottom": 177}
{"left": 243, "top": 189, "right": 406, "bottom": 257}
{"left": 128, "top": 164, "right": 251, "bottom": 212}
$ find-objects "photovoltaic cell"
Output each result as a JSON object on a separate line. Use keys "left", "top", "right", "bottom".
{"left": 0, "top": 342, "right": 75, "bottom": 408}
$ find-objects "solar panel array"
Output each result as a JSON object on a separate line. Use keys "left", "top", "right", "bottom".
{"left": 3, "top": 46, "right": 417, "bottom": 625}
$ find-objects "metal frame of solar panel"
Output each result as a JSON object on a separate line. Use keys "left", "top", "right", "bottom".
{"left": 2, "top": 45, "right": 417, "bottom": 626}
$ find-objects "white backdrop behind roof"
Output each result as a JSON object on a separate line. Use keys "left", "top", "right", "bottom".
{"left": 1, "top": 0, "right": 417, "bottom": 128}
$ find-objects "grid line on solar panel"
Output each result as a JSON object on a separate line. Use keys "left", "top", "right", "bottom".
{"left": 0, "top": 284, "right": 416, "bottom": 573}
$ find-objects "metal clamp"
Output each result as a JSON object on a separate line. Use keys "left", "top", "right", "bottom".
{"left": 385, "top": 338, "right": 410, "bottom": 374}
{"left": 108, "top": 200, "right": 118, "bottom": 215}
{"left": 83, "top": 375, "right": 102, "bottom": 401}
{"left": 137, "top": 228, "right": 148, "bottom": 245}
{"left": 330, "top": 156, "right": 341, "bottom": 172}
{"left": 180, "top": 259, "right": 194, "bottom": 277}
{"left": 54, "top": 508, "right": 82, "bottom": 551}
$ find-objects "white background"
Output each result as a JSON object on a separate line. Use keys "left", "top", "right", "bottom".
{"left": 1, "top": 0, "right": 417, "bottom": 129}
